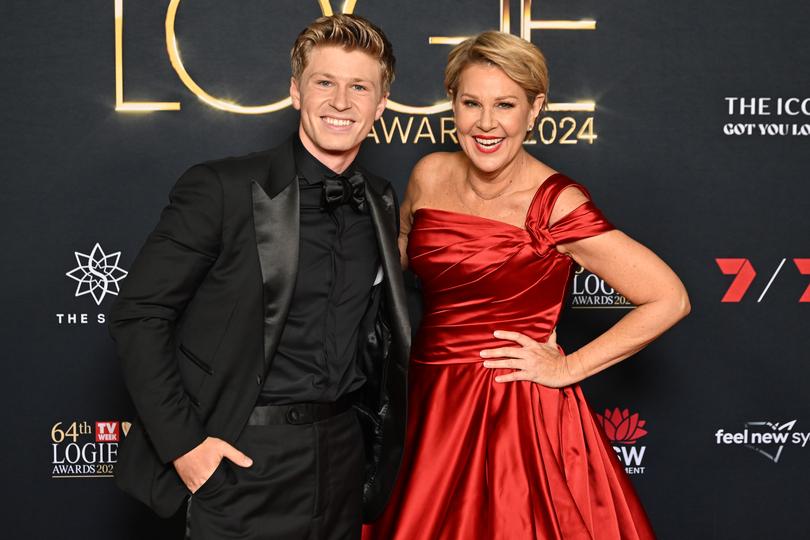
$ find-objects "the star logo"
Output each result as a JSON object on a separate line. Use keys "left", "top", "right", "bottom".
{"left": 65, "top": 243, "right": 128, "bottom": 305}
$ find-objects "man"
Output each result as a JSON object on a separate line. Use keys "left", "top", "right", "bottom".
{"left": 109, "top": 14, "right": 409, "bottom": 540}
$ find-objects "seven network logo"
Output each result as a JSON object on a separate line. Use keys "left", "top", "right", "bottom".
{"left": 596, "top": 408, "right": 648, "bottom": 475}
{"left": 715, "top": 420, "right": 810, "bottom": 463}
{"left": 716, "top": 258, "right": 810, "bottom": 302}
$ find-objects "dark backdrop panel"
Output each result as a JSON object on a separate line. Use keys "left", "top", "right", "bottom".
{"left": 2, "top": 1, "right": 808, "bottom": 538}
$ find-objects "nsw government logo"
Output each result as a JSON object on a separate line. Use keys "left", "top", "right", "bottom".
{"left": 50, "top": 420, "right": 130, "bottom": 478}
{"left": 715, "top": 420, "right": 810, "bottom": 463}
{"left": 570, "top": 267, "right": 634, "bottom": 309}
{"left": 597, "top": 408, "right": 648, "bottom": 475}
{"left": 57, "top": 243, "right": 128, "bottom": 325}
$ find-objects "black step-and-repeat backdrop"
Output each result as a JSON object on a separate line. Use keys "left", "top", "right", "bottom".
{"left": 2, "top": 1, "right": 809, "bottom": 538}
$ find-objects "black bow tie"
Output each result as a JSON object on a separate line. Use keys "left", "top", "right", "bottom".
{"left": 322, "top": 171, "right": 366, "bottom": 213}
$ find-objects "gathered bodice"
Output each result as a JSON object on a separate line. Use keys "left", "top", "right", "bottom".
{"left": 407, "top": 174, "right": 614, "bottom": 365}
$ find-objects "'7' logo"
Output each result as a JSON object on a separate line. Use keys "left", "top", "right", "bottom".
{"left": 716, "top": 258, "right": 810, "bottom": 302}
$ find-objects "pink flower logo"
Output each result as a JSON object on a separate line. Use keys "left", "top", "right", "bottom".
{"left": 597, "top": 408, "right": 648, "bottom": 444}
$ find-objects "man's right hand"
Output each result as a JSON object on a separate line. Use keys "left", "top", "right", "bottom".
{"left": 173, "top": 437, "right": 253, "bottom": 493}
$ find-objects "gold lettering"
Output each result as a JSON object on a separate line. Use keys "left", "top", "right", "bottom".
{"left": 538, "top": 116, "right": 556, "bottom": 144}
{"left": 429, "top": 0, "right": 510, "bottom": 45}
{"left": 165, "top": 0, "right": 293, "bottom": 114}
{"left": 115, "top": 0, "right": 180, "bottom": 111}
{"left": 577, "top": 117, "right": 597, "bottom": 143}
{"left": 528, "top": 116, "right": 597, "bottom": 145}
{"left": 387, "top": 100, "right": 452, "bottom": 115}
{"left": 426, "top": 1, "right": 596, "bottom": 114}
{"left": 519, "top": 0, "right": 596, "bottom": 41}
{"left": 115, "top": 0, "right": 597, "bottom": 121}
{"left": 440, "top": 117, "right": 457, "bottom": 144}
{"left": 413, "top": 116, "right": 437, "bottom": 144}
{"left": 548, "top": 102, "right": 596, "bottom": 112}
{"left": 367, "top": 123, "right": 381, "bottom": 144}
{"left": 501, "top": 0, "right": 511, "bottom": 33}
{"left": 558, "top": 117, "right": 578, "bottom": 144}
{"left": 318, "top": 0, "right": 357, "bottom": 16}
{"left": 379, "top": 116, "right": 415, "bottom": 144}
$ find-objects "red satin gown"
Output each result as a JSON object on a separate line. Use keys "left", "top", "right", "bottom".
{"left": 363, "top": 175, "right": 656, "bottom": 540}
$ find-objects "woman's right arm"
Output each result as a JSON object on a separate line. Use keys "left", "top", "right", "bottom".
{"left": 398, "top": 184, "right": 414, "bottom": 270}
{"left": 399, "top": 154, "right": 439, "bottom": 270}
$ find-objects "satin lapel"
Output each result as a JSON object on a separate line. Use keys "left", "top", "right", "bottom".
{"left": 251, "top": 179, "right": 299, "bottom": 368}
{"left": 366, "top": 184, "right": 411, "bottom": 347}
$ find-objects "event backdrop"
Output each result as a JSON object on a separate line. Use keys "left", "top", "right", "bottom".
{"left": 2, "top": 1, "right": 809, "bottom": 538}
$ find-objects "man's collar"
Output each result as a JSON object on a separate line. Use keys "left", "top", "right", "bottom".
{"left": 293, "top": 135, "right": 357, "bottom": 184}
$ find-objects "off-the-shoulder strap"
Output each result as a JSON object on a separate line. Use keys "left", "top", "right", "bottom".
{"left": 526, "top": 174, "right": 614, "bottom": 253}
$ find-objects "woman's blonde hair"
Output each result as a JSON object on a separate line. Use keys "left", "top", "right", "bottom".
{"left": 290, "top": 14, "right": 396, "bottom": 93}
{"left": 445, "top": 31, "right": 549, "bottom": 112}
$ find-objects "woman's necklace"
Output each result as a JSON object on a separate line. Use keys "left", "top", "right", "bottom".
{"left": 467, "top": 178, "right": 513, "bottom": 200}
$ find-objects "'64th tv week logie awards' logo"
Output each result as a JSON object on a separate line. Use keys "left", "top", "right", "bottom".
{"left": 51, "top": 420, "right": 130, "bottom": 478}
{"left": 596, "top": 407, "right": 648, "bottom": 475}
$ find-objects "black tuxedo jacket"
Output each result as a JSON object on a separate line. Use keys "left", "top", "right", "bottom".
{"left": 109, "top": 137, "right": 410, "bottom": 520}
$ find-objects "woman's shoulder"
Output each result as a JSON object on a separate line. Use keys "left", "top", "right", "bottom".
{"left": 412, "top": 151, "right": 463, "bottom": 177}
{"left": 408, "top": 151, "right": 464, "bottom": 194}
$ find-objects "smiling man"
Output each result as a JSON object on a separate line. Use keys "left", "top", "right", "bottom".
{"left": 109, "top": 15, "right": 409, "bottom": 540}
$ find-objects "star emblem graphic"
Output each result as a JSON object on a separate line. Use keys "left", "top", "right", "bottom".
{"left": 65, "top": 243, "right": 128, "bottom": 305}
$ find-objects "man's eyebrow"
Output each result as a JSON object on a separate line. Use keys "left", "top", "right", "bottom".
{"left": 310, "top": 72, "right": 375, "bottom": 84}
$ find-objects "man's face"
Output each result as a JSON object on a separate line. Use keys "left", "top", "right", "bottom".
{"left": 290, "top": 45, "right": 388, "bottom": 164}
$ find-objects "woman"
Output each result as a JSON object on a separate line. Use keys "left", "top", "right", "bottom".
{"left": 364, "top": 31, "right": 689, "bottom": 539}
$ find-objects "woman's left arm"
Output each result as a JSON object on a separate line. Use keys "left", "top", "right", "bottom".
{"left": 482, "top": 189, "right": 690, "bottom": 387}
{"left": 558, "top": 228, "right": 690, "bottom": 383}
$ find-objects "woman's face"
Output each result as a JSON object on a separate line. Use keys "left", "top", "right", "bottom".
{"left": 452, "top": 63, "right": 544, "bottom": 175}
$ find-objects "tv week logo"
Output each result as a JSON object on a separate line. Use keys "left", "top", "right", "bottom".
{"left": 716, "top": 258, "right": 810, "bottom": 302}
{"left": 95, "top": 421, "right": 120, "bottom": 442}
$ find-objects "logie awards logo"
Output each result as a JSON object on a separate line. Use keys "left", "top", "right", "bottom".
{"left": 113, "top": 0, "right": 599, "bottom": 146}
{"left": 569, "top": 266, "right": 635, "bottom": 309}
{"left": 50, "top": 420, "right": 130, "bottom": 478}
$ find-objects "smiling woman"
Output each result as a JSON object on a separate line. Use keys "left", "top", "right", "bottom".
{"left": 363, "top": 30, "right": 689, "bottom": 540}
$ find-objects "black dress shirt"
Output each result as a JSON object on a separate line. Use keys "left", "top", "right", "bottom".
{"left": 258, "top": 137, "right": 380, "bottom": 404}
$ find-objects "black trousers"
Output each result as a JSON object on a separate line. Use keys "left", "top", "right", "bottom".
{"left": 187, "top": 408, "right": 365, "bottom": 540}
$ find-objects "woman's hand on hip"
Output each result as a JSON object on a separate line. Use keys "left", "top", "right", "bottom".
{"left": 480, "top": 329, "right": 578, "bottom": 388}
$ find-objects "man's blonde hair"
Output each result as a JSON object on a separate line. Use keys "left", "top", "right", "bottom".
{"left": 445, "top": 31, "right": 549, "bottom": 112}
{"left": 291, "top": 14, "right": 396, "bottom": 93}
